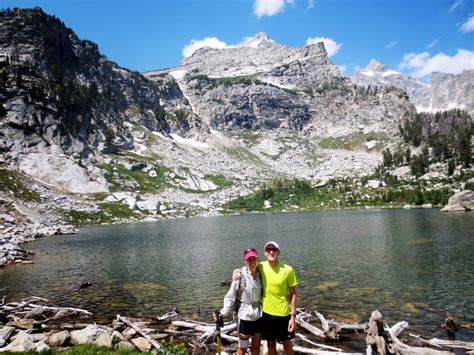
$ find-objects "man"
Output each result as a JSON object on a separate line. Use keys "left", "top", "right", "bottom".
{"left": 234, "top": 241, "right": 298, "bottom": 355}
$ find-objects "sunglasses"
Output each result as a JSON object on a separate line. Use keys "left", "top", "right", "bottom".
{"left": 244, "top": 248, "right": 257, "bottom": 254}
{"left": 265, "top": 248, "right": 279, "bottom": 252}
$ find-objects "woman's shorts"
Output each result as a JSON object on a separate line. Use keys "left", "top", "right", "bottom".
{"left": 261, "top": 312, "right": 294, "bottom": 342}
{"left": 238, "top": 317, "right": 263, "bottom": 336}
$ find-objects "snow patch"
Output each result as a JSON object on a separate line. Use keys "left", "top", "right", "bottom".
{"left": 170, "top": 132, "right": 208, "bottom": 148}
{"left": 169, "top": 69, "right": 187, "bottom": 80}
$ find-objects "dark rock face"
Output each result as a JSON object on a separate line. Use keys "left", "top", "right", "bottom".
{"left": 183, "top": 74, "right": 310, "bottom": 130}
{"left": 0, "top": 7, "right": 172, "bottom": 160}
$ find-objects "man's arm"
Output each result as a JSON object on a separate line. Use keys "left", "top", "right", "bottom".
{"left": 288, "top": 286, "right": 297, "bottom": 332}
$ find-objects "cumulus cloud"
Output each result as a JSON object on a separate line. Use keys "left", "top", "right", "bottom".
{"left": 449, "top": 0, "right": 464, "bottom": 12}
{"left": 182, "top": 37, "right": 229, "bottom": 58}
{"left": 337, "top": 65, "right": 347, "bottom": 74}
{"left": 253, "top": 0, "right": 289, "bottom": 17}
{"left": 399, "top": 49, "right": 474, "bottom": 78}
{"left": 427, "top": 37, "right": 441, "bottom": 48}
{"left": 307, "top": 0, "right": 315, "bottom": 10}
{"left": 306, "top": 36, "right": 341, "bottom": 57}
{"left": 460, "top": 16, "right": 474, "bottom": 33}
{"left": 385, "top": 41, "right": 397, "bottom": 49}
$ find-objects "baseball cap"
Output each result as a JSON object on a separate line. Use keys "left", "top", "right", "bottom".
{"left": 243, "top": 248, "right": 259, "bottom": 260}
{"left": 264, "top": 241, "right": 280, "bottom": 251}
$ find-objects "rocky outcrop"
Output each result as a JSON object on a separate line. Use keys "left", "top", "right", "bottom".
{"left": 351, "top": 60, "right": 474, "bottom": 115}
{"left": 441, "top": 190, "right": 474, "bottom": 212}
{"left": 0, "top": 7, "right": 179, "bottom": 186}
{"left": 430, "top": 70, "right": 474, "bottom": 114}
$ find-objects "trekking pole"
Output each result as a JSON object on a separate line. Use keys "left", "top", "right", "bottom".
{"left": 214, "top": 310, "right": 224, "bottom": 355}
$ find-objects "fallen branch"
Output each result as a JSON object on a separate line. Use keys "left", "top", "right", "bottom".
{"left": 296, "top": 312, "right": 326, "bottom": 338}
{"left": 296, "top": 333, "right": 344, "bottom": 351}
{"left": 117, "top": 315, "right": 162, "bottom": 350}
{"left": 409, "top": 334, "right": 474, "bottom": 351}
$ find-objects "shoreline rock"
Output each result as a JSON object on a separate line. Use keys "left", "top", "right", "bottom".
{"left": 441, "top": 190, "right": 473, "bottom": 212}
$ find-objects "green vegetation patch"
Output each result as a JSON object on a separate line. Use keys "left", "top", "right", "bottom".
{"left": 205, "top": 174, "right": 233, "bottom": 188}
{"left": 319, "top": 132, "right": 390, "bottom": 151}
{"left": 60, "top": 202, "right": 142, "bottom": 227}
{"left": 99, "top": 163, "right": 170, "bottom": 194}
{"left": 0, "top": 167, "right": 42, "bottom": 202}
{"left": 224, "top": 176, "right": 454, "bottom": 213}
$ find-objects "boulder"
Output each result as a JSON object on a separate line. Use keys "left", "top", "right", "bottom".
{"left": 131, "top": 336, "right": 152, "bottom": 352}
{"left": 441, "top": 190, "right": 474, "bottom": 212}
{"left": 111, "top": 330, "right": 126, "bottom": 344}
{"left": 70, "top": 325, "right": 111, "bottom": 346}
{"left": 48, "top": 330, "right": 70, "bottom": 347}
{"left": 0, "top": 326, "right": 16, "bottom": 347}
{"left": 35, "top": 340, "right": 51, "bottom": 352}
{"left": 95, "top": 332, "right": 112, "bottom": 348}
{"left": 2, "top": 331, "right": 36, "bottom": 352}
{"left": 116, "top": 340, "right": 136, "bottom": 351}
{"left": 136, "top": 197, "right": 161, "bottom": 211}
{"left": 122, "top": 327, "right": 137, "bottom": 339}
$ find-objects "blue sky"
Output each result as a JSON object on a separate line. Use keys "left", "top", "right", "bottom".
{"left": 2, "top": 0, "right": 473, "bottom": 78}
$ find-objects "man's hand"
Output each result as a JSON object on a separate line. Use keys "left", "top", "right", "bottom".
{"left": 288, "top": 315, "right": 296, "bottom": 332}
{"left": 232, "top": 268, "right": 242, "bottom": 281}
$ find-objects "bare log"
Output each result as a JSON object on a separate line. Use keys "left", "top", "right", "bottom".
{"left": 409, "top": 334, "right": 474, "bottom": 351}
{"left": 296, "top": 312, "right": 326, "bottom": 338}
{"left": 293, "top": 345, "right": 362, "bottom": 354}
{"left": 296, "top": 333, "right": 344, "bottom": 351}
{"left": 390, "top": 321, "right": 408, "bottom": 337}
{"left": 117, "top": 315, "right": 162, "bottom": 351}
{"left": 314, "top": 311, "right": 341, "bottom": 339}
{"left": 385, "top": 325, "right": 453, "bottom": 354}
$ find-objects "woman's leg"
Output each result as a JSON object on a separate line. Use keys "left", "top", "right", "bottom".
{"left": 250, "top": 333, "right": 261, "bottom": 355}
{"left": 238, "top": 334, "right": 250, "bottom": 355}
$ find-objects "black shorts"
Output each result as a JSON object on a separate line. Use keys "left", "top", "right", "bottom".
{"left": 238, "top": 318, "right": 263, "bottom": 336}
{"left": 261, "top": 312, "right": 294, "bottom": 342}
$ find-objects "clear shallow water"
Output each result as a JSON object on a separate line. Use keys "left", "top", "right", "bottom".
{"left": 1, "top": 209, "right": 473, "bottom": 340}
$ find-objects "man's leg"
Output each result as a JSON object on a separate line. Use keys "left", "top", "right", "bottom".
{"left": 267, "top": 340, "right": 278, "bottom": 355}
{"left": 282, "top": 339, "right": 294, "bottom": 355}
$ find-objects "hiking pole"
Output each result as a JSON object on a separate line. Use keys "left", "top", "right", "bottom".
{"left": 214, "top": 310, "right": 224, "bottom": 354}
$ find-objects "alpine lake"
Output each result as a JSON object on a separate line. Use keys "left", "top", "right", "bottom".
{"left": 2, "top": 209, "right": 474, "bottom": 342}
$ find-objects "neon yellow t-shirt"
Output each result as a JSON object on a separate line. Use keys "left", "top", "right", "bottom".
{"left": 258, "top": 260, "right": 298, "bottom": 317}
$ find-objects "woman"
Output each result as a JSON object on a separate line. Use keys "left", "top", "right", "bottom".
{"left": 216, "top": 247, "right": 263, "bottom": 355}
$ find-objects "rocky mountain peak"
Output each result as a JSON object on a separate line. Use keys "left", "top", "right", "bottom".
{"left": 238, "top": 32, "right": 275, "bottom": 48}
{"left": 365, "top": 59, "right": 388, "bottom": 72}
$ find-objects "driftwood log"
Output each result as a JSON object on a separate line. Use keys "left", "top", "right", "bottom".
{"left": 1, "top": 296, "right": 473, "bottom": 353}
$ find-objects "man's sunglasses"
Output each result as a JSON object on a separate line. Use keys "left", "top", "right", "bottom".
{"left": 265, "top": 248, "right": 278, "bottom": 252}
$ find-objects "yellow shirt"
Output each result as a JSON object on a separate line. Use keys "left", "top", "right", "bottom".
{"left": 258, "top": 260, "right": 298, "bottom": 317}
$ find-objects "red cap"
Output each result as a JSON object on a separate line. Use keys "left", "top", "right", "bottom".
{"left": 243, "top": 248, "right": 259, "bottom": 260}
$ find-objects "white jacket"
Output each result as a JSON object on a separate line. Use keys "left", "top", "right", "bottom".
{"left": 220, "top": 267, "right": 263, "bottom": 321}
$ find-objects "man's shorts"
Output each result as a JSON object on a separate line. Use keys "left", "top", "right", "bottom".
{"left": 238, "top": 318, "right": 263, "bottom": 336}
{"left": 261, "top": 312, "right": 295, "bottom": 342}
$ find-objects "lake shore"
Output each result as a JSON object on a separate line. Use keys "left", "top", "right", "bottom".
{"left": 2, "top": 296, "right": 473, "bottom": 353}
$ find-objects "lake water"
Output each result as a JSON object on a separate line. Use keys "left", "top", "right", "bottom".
{"left": 2, "top": 209, "right": 474, "bottom": 341}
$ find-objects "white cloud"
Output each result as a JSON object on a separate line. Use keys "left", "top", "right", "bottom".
{"left": 337, "top": 65, "right": 347, "bottom": 74}
{"left": 400, "top": 49, "right": 474, "bottom": 78}
{"left": 449, "top": 0, "right": 463, "bottom": 12}
{"left": 427, "top": 37, "right": 441, "bottom": 48}
{"left": 307, "top": 0, "right": 315, "bottom": 9}
{"left": 385, "top": 41, "right": 397, "bottom": 49}
{"left": 460, "top": 16, "right": 474, "bottom": 33}
{"left": 306, "top": 36, "right": 341, "bottom": 57}
{"left": 253, "top": 0, "right": 287, "bottom": 17}
{"left": 182, "top": 37, "right": 229, "bottom": 58}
